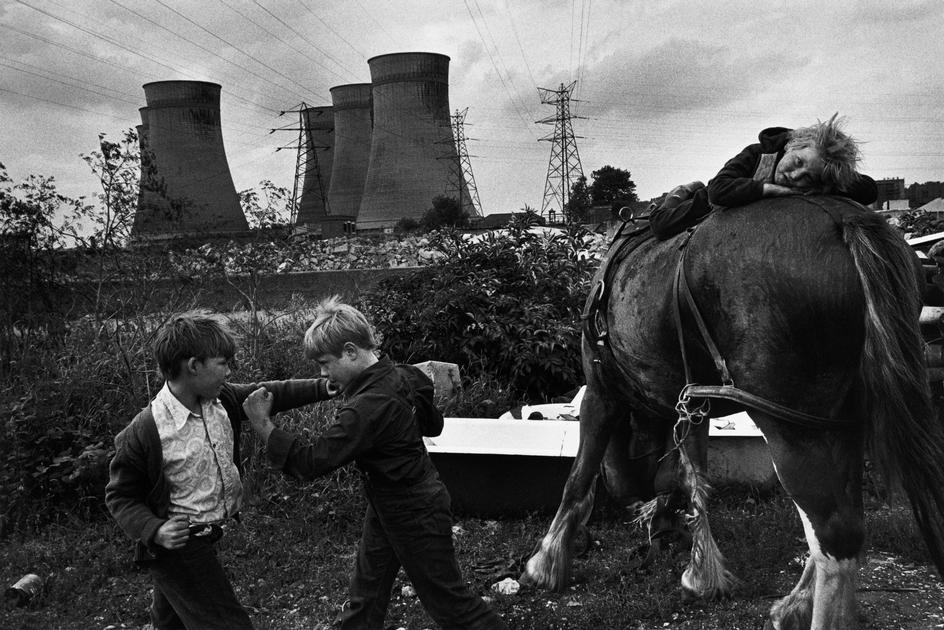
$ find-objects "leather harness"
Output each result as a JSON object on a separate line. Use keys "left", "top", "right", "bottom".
{"left": 585, "top": 215, "right": 858, "bottom": 432}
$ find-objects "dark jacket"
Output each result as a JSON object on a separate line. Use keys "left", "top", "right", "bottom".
{"left": 650, "top": 127, "right": 878, "bottom": 239}
{"left": 707, "top": 127, "right": 878, "bottom": 207}
{"left": 105, "top": 379, "right": 329, "bottom": 563}
{"left": 266, "top": 358, "right": 444, "bottom": 491}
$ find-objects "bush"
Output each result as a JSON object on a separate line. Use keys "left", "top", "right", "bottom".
{"left": 359, "top": 222, "right": 604, "bottom": 402}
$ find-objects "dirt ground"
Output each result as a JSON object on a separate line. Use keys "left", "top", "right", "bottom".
{"left": 2, "top": 494, "right": 942, "bottom": 629}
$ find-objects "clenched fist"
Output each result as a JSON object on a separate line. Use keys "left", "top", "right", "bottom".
{"left": 243, "top": 387, "right": 275, "bottom": 441}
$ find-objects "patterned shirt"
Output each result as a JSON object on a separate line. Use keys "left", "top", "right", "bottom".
{"left": 152, "top": 383, "right": 243, "bottom": 523}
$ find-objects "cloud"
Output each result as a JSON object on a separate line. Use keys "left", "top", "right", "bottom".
{"left": 851, "top": 0, "right": 944, "bottom": 24}
{"left": 579, "top": 38, "right": 800, "bottom": 119}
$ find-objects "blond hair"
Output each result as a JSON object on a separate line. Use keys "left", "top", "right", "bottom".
{"left": 786, "top": 113, "right": 863, "bottom": 193}
{"left": 303, "top": 296, "right": 379, "bottom": 358}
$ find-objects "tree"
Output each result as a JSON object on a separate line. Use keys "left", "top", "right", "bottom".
{"left": 80, "top": 130, "right": 140, "bottom": 249}
{"left": 565, "top": 175, "right": 592, "bottom": 223}
{"left": 239, "top": 180, "right": 292, "bottom": 229}
{"left": 421, "top": 195, "right": 468, "bottom": 231}
{"left": 589, "top": 165, "right": 638, "bottom": 210}
{"left": 0, "top": 162, "right": 89, "bottom": 374}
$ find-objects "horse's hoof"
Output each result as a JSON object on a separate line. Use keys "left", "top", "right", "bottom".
{"left": 517, "top": 571, "right": 534, "bottom": 587}
{"left": 680, "top": 586, "right": 700, "bottom": 603}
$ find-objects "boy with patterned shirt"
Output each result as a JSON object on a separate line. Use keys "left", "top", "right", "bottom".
{"left": 105, "top": 313, "right": 335, "bottom": 630}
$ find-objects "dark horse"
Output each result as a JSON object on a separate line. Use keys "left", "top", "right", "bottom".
{"left": 522, "top": 196, "right": 944, "bottom": 630}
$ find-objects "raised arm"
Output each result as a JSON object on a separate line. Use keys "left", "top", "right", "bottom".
{"left": 242, "top": 387, "right": 374, "bottom": 481}
{"left": 223, "top": 378, "right": 334, "bottom": 415}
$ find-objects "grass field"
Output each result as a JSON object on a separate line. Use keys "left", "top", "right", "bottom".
{"left": 2, "top": 478, "right": 942, "bottom": 630}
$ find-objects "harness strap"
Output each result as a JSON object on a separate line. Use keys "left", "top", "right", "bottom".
{"left": 672, "top": 224, "right": 856, "bottom": 431}
{"left": 673, "top": 228, "right": 733, "bottom": 386}
{"left": 583, "top": 223, "right": 654, "bottom": 344}
{"left": 681, "top": 384, "right": 858, "bottom": 430}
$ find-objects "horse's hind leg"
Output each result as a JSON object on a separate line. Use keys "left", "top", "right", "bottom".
{"left": 751, "top": 410, "right": 864, "bottom": 630}
{"left": 522, "top": 382, "right": 618, "bottom": 591}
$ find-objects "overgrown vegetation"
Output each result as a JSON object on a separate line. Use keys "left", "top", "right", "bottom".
{"left": 363, "top": 216, "right": 601, "bottom": 400}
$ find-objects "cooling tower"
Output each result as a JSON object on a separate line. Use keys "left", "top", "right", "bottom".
{"left": 132, "top": 80, "right": 247, "bottom": 240}
{"left": 358, "top": 52, "right": 463, "bottom": 230}
{"left": 324, "top": 83, "right": 372, "bottom": 236}
{"left": 294, "top": 105, "right": 335, "bottom": 230}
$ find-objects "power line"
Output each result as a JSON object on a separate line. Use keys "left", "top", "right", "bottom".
{"left": 502, "top": 0, "right": 537, "bottom": 90}
{"left": 105, "top": 0, "right": 313, "bottom": 106}
{"left": 352, "top": 0, "right": 398, "bottom": 48}
{"left": 0, "top": 85, "right": 131, "bottom": 120}
{"left": 293, "top": 0, "right": 369, "bottom": 59}
{"left": 471, "top": 0, "right": 533, "bottom": 119}
{"left": 0, "top": 22, "right": 158, "bottom": 82}
{"left": 215, "top": 0, "right": 345, "bottom": 87}
{"left": 13, "top": 0, "right": 288, "bottom": 116}
{"left": 462, "top": 0, "right": 534, "bottom": 133}
{"left": 0, "top": 57, "right": 140, "bottom": 105}
{"left": 248, "top": 0, "right": 351, "bottom": 78}
{"left": 150, "top": 0, "right": 322, "bottom": 100}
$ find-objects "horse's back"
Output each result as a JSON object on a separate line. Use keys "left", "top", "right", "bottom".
{"left": 602, "top": 196, "right": 893, "bottom": 416}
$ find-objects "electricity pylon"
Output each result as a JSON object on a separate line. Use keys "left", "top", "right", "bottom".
{"left": 537, "top": 81, "right": 585, "bottom": 221}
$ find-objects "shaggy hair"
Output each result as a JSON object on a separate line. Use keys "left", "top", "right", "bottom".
{"left": 153, "top": 311, "right": 236, "bottom": 379}
{"left": 303, "top": 295, "right": 379, "bottom": 358}
{"left": 786, "top": 113, "right": 863, "bottom": 193}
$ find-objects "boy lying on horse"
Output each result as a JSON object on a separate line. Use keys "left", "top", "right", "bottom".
{"left": 649, "top": 113, "right": 878, "bottom": 239}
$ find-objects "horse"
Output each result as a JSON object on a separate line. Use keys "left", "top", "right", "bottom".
{"left": 521, "top": 196, "right": 944, "bottom": 630}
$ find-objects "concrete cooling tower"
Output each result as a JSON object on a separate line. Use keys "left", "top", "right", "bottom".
{"left": 132, "top": 80, "right": 247, "bottom": 240}
{"left": 325, "top": 83, "right": 372, "bottom": 236}
{"left": 358, "top": 52, "right": 463, "bottom": 230}
{"left": 294, "top": 105, "right": 335, "bottom": 230}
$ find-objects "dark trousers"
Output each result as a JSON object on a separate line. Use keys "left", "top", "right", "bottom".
{"left": 338, "top": 476, "right": 507, "bottom": 630}
{"left": 147, "top": 534, "right": 253, "bottom": 630}
{"left": 649, "top": 186, "right": 712, "bottom": 240}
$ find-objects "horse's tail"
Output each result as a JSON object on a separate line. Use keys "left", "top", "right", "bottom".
{"left": 843, "top": 211, "right": 944, "bottom": 577}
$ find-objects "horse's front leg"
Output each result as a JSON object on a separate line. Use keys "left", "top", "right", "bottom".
{"left": 521, "top": 383, "right": 619, "bottom": 591}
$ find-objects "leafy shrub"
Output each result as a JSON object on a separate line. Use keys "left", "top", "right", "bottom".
{"left": 359, "top": 221, "right": 604, "bottom": 402}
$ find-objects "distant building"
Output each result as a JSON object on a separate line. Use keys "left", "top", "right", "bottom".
{"left": 919, "top": 197, "right": 944, "bottom": 213}
{"left": 874, "top": 178, "right": 905, "bottom": 209}
{"left": 909, "top": 182, "right": 944, "bottom": 208}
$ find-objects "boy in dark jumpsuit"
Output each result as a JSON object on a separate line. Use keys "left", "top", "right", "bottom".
{"left": 242, "top": 296, "right": 507, "bottom": 630}
{"left": 650, "top": 113, "right": 878, "bottom": 239}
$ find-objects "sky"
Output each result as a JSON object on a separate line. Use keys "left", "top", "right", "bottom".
{"left": 2, "top": 0, "right": 943, "bottom": 222}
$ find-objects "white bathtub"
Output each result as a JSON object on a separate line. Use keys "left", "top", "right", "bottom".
{"left": 425, "top": 413, "right": 775, "bottom": 516}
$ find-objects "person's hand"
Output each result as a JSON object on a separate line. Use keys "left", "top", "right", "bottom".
{"left": 243, "top": 387, "right": 275, "bottom": 440}
{"left": 154, "top": 515, "right": 190, "bottom": 550}
{"left": 326, "top": 381, "right": 341, "bottom": 397}
{"left": 762, "top": 183, "right": 800, "bottom": 197}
